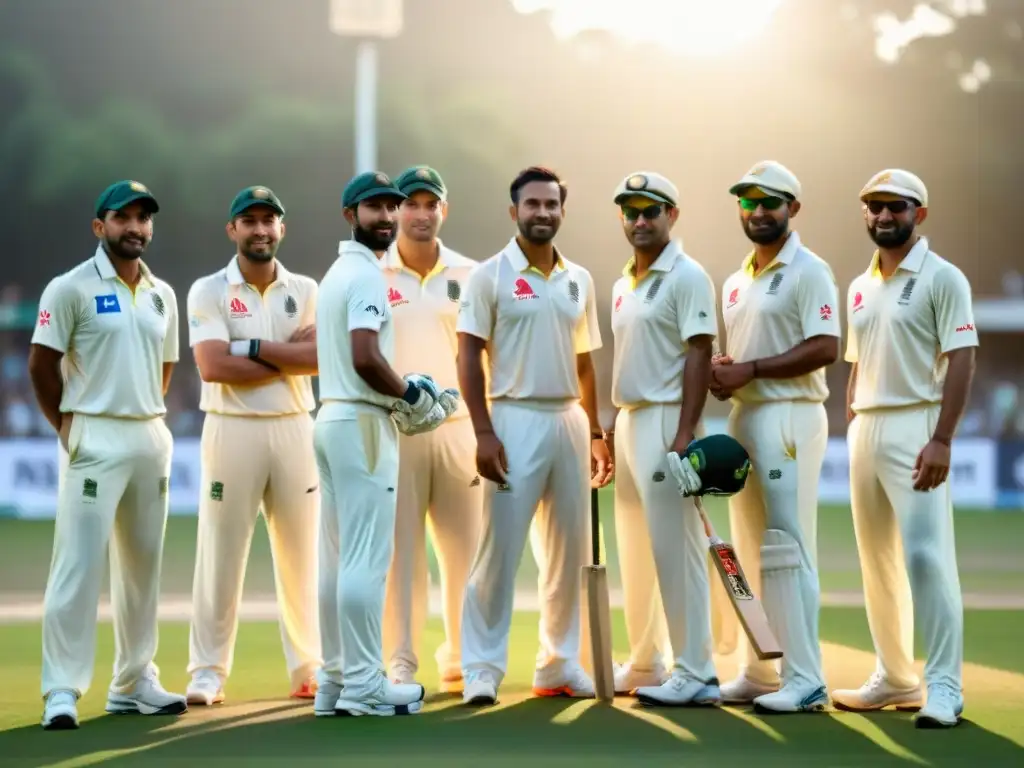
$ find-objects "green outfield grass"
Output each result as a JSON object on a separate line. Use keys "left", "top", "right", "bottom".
{"left": 1, "top": 609, "right": 1023, "bottom": 767}
{"left": 2, "top": 493, "right": 1023, "bottom": 600}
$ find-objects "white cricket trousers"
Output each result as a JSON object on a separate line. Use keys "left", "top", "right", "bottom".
{"left": 188, "top": 413, "right": 321, "bottom": 689}
{"left": 848, "top": 405, "right": 963, "bottom": 693}
{"left": 726, "top": 400, "right": 828, "bottom": 689}
{"left": 41, "top": 414, "right": 172, "bottom": 697}
{"left": 614, "top": 404, "right": 716, "bottom": 683}
{"left": 383, "top": 417, "right": 482, "bottom": 679}
{"left": 461, "top": 400, "right": 590, "bottom": 686}
{"left": 315, "top": 405, "right": 400, "bottom": 697}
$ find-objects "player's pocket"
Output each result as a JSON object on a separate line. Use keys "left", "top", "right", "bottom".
{"left": 66, "top": 414, "right": 85, "bottom": 464}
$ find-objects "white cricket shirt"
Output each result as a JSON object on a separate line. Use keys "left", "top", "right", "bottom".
{"left": 316, "top": 240, "right": 396, "bottom": 418}
{"left": 610, "top": 241, "right": 718, "bottom": 409}
{"left": 456, "top": 237, "right": 601, "bottom": 402}
{"left": 846, "top": 237, "right": 979, "bottom": 412}
{"left": 721, "top": 232, "right": 841, "bottom": 404}
{"left": 187, "top": 256, "right": 317, "bottom": 417}
{"left": 31, "top": 244, "right": 179, "bottom": 418}
{"left": 384, "top": 239, "right": 477, "bottom": 419}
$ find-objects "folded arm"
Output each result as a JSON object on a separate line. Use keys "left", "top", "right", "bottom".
{"left": 193, "top": 340, "right": 282, "bottom": 386}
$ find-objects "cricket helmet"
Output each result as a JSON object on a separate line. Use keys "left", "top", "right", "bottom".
{"left": 680, "top": 434, "right": 752, "bottom": 497}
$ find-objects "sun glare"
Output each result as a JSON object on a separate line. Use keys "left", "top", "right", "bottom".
{"left": 510, "top": 0, "right": 786, "bottom": 57}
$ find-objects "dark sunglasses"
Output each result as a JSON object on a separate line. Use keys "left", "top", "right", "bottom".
{"left": 866, "top": 199, "right": 912, "bottom": 215}
{"left": 621, "top": 204, "right": 664, "bottom": 222}
{"left": 739, "top": 197, "right": 787, "bottom": 212}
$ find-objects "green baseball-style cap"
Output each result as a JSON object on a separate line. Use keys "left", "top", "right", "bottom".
{"left": 394, "top": 165, "right": 447, "bottom": 201}
{"left": 229, "top": 186, "right": 286, "bottom": 219}
{"left": 341, "top": 171, "right": 407, "bottom": 209}
{"left": 94, "top": 180, "right": 159, "bottom": 219}
{"left": 681, "top": 434, "right": 752, "bottom": 497}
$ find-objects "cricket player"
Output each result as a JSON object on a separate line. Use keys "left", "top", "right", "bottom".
{"left": 605, "top": 172, "right": 722, "bottom": 707}
{"left": 457, "top": 166, "right": 612, "bottom": 707}
{"left": 832, "top": 170, "right": 976, "bottom": 729}
{"left": 184, "top": 186, "right": 321, "bottom": 705}
{"left": 381, "top": 166, "right": 482, "bottom": 692}
{"left": 28, "top": 180, "right": 186, "bottom": 730}
{"left": 710, "top": 161, "right": 839, "bottom": 713}
{"left": 313, "top": 171, "right": 459, "bottom": 717}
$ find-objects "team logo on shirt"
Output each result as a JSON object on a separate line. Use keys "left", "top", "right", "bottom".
{"left": 38, "top": 310, "right": 51, "bottom": 327}
{"left": 568, "top": 280, "right": 580, "bottom": 303}
{"left": 614, "top": 296, "right": 623, "bottom": 312}
{"left": 852, "top": 292, "right": 865, "bottom": 313}
{"left": 898, "top": 278, "right": 917, "bottom": 306}
{"left": 819, "top": 304, "right": 832, "bottom": 321}
{"left": 727, "top": 288, "right": 740, "bottom": 308}
{"left": 956, "top": 323, "right": 975, "bottom": 332}
{"left": 284, "top": 295, "right": 298, "bottom": 318}
{"left": 95, "top": 294, "right": 121, "bottom": 314}
{"left": 767, "top": 273, "right": 784, "bottom": 295}
{"left": 388, "top": 287, "right": 408, "bottom": 307}
{"left": 365, "top": 304, "right": 381, "bottom": 316}
{"left": 447, "top": 280, "right": 461, "bottom": 303}
{"left": 644, "top": 276, "right": 663, "bottom": 303}
{"left": 513, "top": 278, "right": 537, "bottom": 300}
{"left": 229, "top": 297, "right": 251, "bottom": 319}
{"left": 151, "top": 293, "right": 166, "bottom": 317}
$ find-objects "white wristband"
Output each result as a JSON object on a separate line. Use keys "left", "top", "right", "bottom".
{"left": 229, "top": 340, "right": 249, "bottom": 357}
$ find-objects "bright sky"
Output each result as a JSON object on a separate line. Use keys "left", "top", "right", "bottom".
{"left": 510, "top": 0, "right": 992, "bottom": 91}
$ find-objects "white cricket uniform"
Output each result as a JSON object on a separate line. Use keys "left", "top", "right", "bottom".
{"left": 380, "top": 241, "right": 482, "bottom": 681}
{"left": 845, "top": 237, "right": 976, "bottom": 693}
{"left": 185, "top": 256, "right": 321, "bottom": 689}
{"left": 457, "top": 237, "right": 601, "bottom": 686}
{"left": 315, "top": 240, "right": 401, "bottom": 698}
{"left": 610, "top": 241, "right": 719, "bottom": 684}
{"left": 33, "top": 245, "right": 178, "bottom": 698}
{"left": 720, "top": 231, "right": 840, "bottom": 689}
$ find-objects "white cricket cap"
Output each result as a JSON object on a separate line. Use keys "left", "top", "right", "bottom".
{"left": 613, "top": 171, "right": 679, "bottom": 207}
{"left": 729, "top": 160, "right": 801, "bottom": 201}
{"left": 859, "top": 168, "right": 928, "bottom": 207}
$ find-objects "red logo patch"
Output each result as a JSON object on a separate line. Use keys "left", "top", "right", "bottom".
{"left": 38, "top": 310, "right": 51, "bottom": 327}
{"left": 852, "top": 292, "right": 864, "bottom": 313}
{"left": 956, "top": 323, "right": 975, "bottom": 332}
{"left": 229, "top": 297, "right": 251, "bottom": 319}
{"left": 820, "top": 304, "right": 832, "bottom": 321}
{"left": 614, "top": 295, "right": 623, "bottom": 312}
{"left": 388, "top": 287, "right": 408, "bottom": 307}
{"left": 727, "top": 287, "right": 739, "bottom": 308}
{"left": 513, "top": 278, "right": 537, "bottom": 300}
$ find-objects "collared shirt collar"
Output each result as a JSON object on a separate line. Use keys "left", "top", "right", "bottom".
{"left": 622, "top": 239, "right": 683, "bottom": 279}
{"left": 383, "top": 237, "right": 459, "bottom": 272}
{"left": 741, "top": 231, "right": 801, "bottom": 276}
{"left": 92, "top": 244, "right": 154, "bottom": 288}
{"left": 225, "top": 255, "right": 293, "bottom": 287}
{"left": 503, "top": 236, "right": 566, "bottom": 275}
{"left": 338, "top": 239, "right": 386, "bottom": 270}
{"left": 869, "top": 236, "right": 929, "bottom": 277}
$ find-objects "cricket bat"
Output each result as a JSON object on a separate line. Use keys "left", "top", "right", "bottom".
{"left": 694, "top": 497, "right": 783, "bottom": 661}
{"left": 583, "top": 486, "right": 615, "bottom": 701}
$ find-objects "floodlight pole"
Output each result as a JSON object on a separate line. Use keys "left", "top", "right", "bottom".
{"left": 354, "top": 40, "right": 378, "bottom": 174}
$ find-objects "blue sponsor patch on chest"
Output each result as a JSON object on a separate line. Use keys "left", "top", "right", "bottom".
{"left": 95, "top": 294, "right": 121, "bottom": 314}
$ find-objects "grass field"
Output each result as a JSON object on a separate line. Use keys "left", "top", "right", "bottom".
{"left": 1, "top": 491, "right": 1023, "bottom": 766}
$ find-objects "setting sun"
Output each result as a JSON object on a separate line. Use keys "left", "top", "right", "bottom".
{"left": 510, "top": 0, "right": 787, "bottom": 57}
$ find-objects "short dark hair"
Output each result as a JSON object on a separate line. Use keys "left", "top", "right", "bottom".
{"left": 510, "top": 166, "right": 567, "bottom": 205}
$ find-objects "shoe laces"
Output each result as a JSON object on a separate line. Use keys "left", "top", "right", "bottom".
{"left": 47, "top": 689, "right": 76, "bottom": 707}
{"left": 927, "top": 684, "right": 959, "bottom": 709}
{"left": 193, "top": 669, "right": 220, "bottom": 687}
{"left": 863, "top": 671, "right": 887, "bottom": 692}
{"left": 564, "top": 664, "right": 591, "bottom": 690}
{"left": 466, "top": 669, "right": 495, "bottom": 687}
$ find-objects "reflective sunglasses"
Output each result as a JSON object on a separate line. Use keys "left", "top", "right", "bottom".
{"left": 866, "top": 199, "right": 911, "bottom": 215}
{"left": 739, "top": 197, "right": 787, "bottom": 212}
{"left": 621, "top": 204, "right": 664, "bottom": 222}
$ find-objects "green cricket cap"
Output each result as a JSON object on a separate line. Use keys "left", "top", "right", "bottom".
{"left": 229, "top": 186, "right": 285, "bottom": 219}
{"left": 394, "top": 165, "right": 447, "bottom": 201}
{"left": 681, "top": 434, "right": 752, "bottom": 497}
{"left": 341, "top": 171, "right": 407, "bottom": 208}
{"left": 95, "top": 180, "right": 159, "bottom": 219}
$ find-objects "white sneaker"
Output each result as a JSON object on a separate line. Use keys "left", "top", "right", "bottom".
{"left": 613, "top": 661, "right": 668, "bottom": 695}
{"left": 720, "top": 674, "right": 779, "bottom": 704}
{"left": 335, "top": 676, "right": 425, "bottom": 717}
{"left": 106, "top": 670, "right": 187, "bottom": 716}
{"left": 462, "top": 670, "right": 498, "bottom": 706}
{"left": 636, "top": 675, "right": 721, "bottom": 708}
{"left": 832, "top": 672, "right": 923, "bottom": 712}
{"left": 753, "top": 684, "right": 829, "bottom": 714}
{"left": 41, "top": 689, "right": 79, "bottom": 730}
{"left": 532, "top": 663, "right": 595, "bottom": 699}
{"left": 314, "top": 678, "right": 343, "bottom": 717}
{"left": 186, "top": 670, "right": 225, "bottom": 706}
{"left": 914, "top": 685, "right": 964, "bottom": 729}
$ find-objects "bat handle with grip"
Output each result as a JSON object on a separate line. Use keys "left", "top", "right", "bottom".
{"left": 694, "top": 497, "right": 725, "bottom": 547}
{"left": 591, "top": 486, "right": 600, "bottom": 566}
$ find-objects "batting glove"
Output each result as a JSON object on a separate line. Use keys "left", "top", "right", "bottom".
{"left": 666, "top": 451, "right": 703, "bottom": 497}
